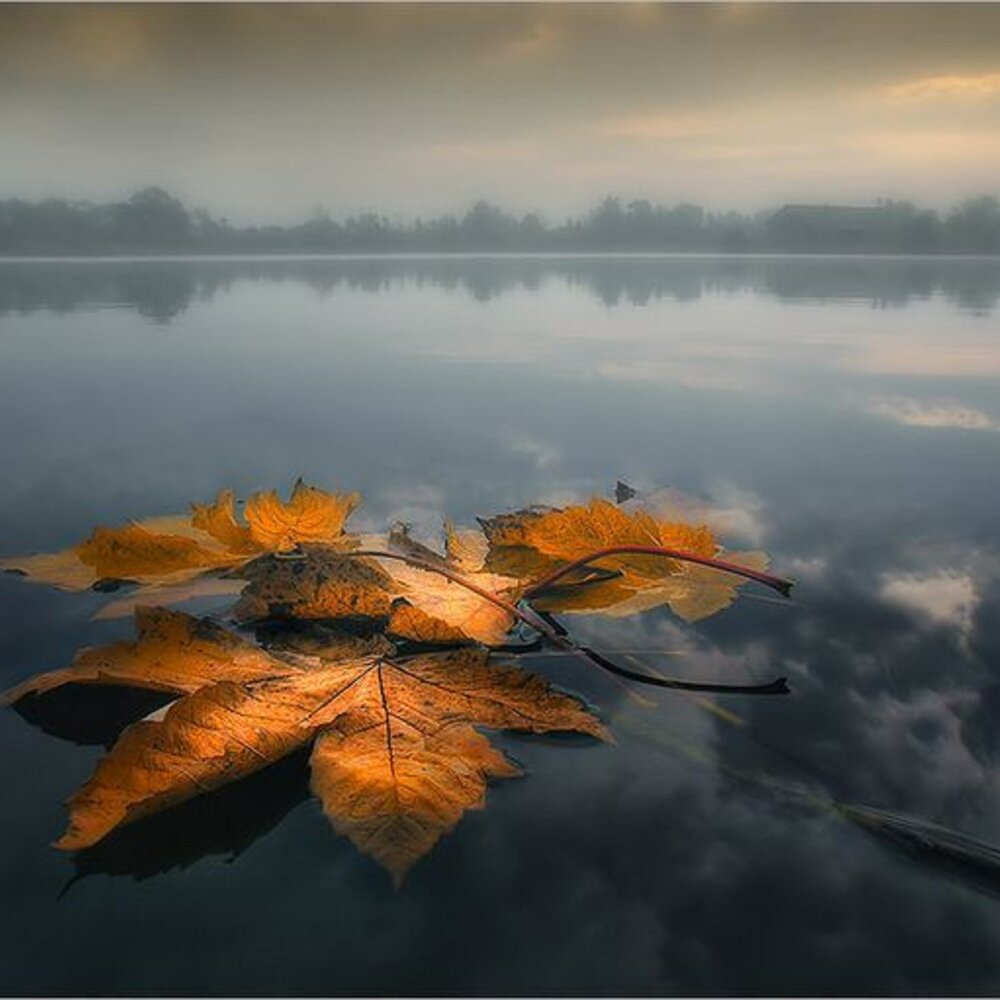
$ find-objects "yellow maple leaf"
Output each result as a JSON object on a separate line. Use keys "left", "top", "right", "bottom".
{"left": 477, "top": 497, "right": 781, "bottom": 623}
{"left": 0, "top": 481, "right": 362, "bottom": 594}
{"left": 190, "top": 489, "right": 258, "bottom": 553}
{"left": 482, "top": 497, "right": 717, "bottom": 587}
{"left": 244, "top": 480, "right": 361, "bottom": 551}
{"left": 377, "top": 558, "right": 521, "bottom": 646}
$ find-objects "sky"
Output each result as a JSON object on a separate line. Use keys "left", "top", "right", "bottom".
{"left": 2, "top": 3, "right": 1000, "bottom": 222}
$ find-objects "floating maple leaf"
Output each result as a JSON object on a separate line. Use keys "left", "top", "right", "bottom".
{"left": 3, "top": 609, "right": 607, "bottom": 882}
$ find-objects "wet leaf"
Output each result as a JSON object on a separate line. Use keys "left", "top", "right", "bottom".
{"left": 258, "top": 623, "right": 395, "bottom": 663}
{"left": 234, "top": 546, "right": 398, "bottom": 623}
{"left": 5, "top": 612, "right": 605, "bottom": 879}
{"left": 2, "top": 522, "right": 238, "bottom": 592}
{"left": 387, "top": 600, "right": 473, "bottom": 645}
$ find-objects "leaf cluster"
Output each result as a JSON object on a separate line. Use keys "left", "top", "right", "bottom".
{"left": 2, "top": 480, "right": 789, "bottom": 880}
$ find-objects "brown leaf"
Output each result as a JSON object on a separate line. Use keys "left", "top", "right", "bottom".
{"left": 522, "top": 498, "right": 716, "bottom": 575}
{"left": 1, "top": 549, "right": 103, "bottom": 591}
{"left": 484, "top": 497, "right": 718, "bottom": 583}
{"left": 1, "top": 520, "right": 237, "bottom": 592}
{"left": 479, "top": 497, "right": 775, "bottom": 622}
{"left": 311, "top": 719, "right": 517, "bottom": 883}
{"left": 261, "top": 624, "right": 395, "bottom": 663}
{"left": 600, "top": 551, "right": 771, "bottom": 622}
{"left": 233, "top": 546, "right": 397, "bottom": 623}
{"left": 528, "top": 575, "right": 639, "bottom": 615}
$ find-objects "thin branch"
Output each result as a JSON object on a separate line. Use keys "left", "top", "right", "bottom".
{"left": 524, "top": 544, "right": 794, "bottom": 598}
{"left": 341, "top": 548, "right": 790, "bottom": 696}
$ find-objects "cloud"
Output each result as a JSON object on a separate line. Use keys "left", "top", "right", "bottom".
{"left": 866, "top": 397, "right": 1000, "bottom": 433}
{"left": 486, "top": 20, "right": 562, "bottom": 64}
{"left": 880, "top": 571, "right": 978, "bottom": 634}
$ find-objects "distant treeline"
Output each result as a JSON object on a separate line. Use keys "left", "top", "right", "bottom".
{"left": 1, "top": 187, "right": 999, "bottom": 255}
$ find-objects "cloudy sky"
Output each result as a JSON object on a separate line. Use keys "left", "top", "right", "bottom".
{"left": 3, "top": 3, "right": 1000, "bottom": 221}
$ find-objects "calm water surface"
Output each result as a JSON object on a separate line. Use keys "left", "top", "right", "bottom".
{"left": 2, "top": 255, "right": 1000, "bottom": 995}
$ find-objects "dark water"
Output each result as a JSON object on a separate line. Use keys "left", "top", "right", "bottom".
{"left": 2, "top": 255, "right": 1000, "bottom": 996}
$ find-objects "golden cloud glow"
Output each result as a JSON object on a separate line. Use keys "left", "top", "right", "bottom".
{"left": 597, "top": 113, "right": 717, "bottom": 141}
{"left": 886, "top": 71, "right": 1000, "bottom": 102}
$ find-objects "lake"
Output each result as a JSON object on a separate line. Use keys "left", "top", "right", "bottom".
{"left": 2, "top": 254, "right": 1000, "bottom": 995}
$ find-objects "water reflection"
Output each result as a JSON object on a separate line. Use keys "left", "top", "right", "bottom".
{"left": 2, "top": 256, "right": 1000, "bottom": 994}
{"left": 1, "top": 254, "right": 999, "bottom": 322}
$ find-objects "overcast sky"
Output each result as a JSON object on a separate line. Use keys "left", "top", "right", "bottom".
{"left": 3, "top": 3, "right": 1000, "bottom": 222}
